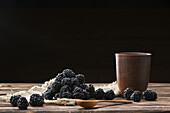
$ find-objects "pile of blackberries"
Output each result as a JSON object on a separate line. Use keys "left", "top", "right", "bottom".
{"left": 42, "top": 69, "right": 115, "bottom": 100}
{"left": 10, "top": 93, "right": 44, "bottom": 110}
{"left": 124, "top": 88, "right": 157, "bottom": 102}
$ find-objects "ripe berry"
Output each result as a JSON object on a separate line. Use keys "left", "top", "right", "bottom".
{"left": 42, "top": 89, "right": 54, "bottom": 100}
{"left": 130, "top": 91, "right": 142, "bottom": 102}
{"left": 17, "top": 97, "right": 29, "bottom": 110}
{"left": 61, "top": 78, "right": 71, "bottom": 86}
{"left": 105, "top": 90, "right": 115, "bottom": 100}
{"left": 124, "top": 88, "right": 134, "bottom": 100}
{"left": 95, "top": 88, "right": 105, "bottom": 99}
{"left": 143, "top": 90, "right": 157, "bottom": 101}
{"left": 76, "top": 74, "right": 85, "bottom": 83}
{"left": 29, "top": 94, "right": 44, "bottom": 106}
{"left": 61, "top": 91, "right": 72, "bottom": 98}
{"left": 10, "top": 95, "right": 21, "bottom": 106}
{"left": 63, "top": 69, "right": 76, "bottom": 78}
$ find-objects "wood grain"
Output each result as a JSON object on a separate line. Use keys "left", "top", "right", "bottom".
{"left": 0, "top": 83, "right": 170, "bottom": 113}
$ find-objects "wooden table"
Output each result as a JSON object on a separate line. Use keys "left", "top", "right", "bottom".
{"left": 0, "top": 83, "right": 170, "bottom": 113}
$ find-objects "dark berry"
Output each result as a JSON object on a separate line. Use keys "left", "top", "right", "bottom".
{"left": 76, "top": 74, "right": 85, "bottom": 83}
{"left": 83, "top": 90, "right": 90, "bottom": 100}
{"left": 143, "top": 90, "right": 157, "bottom": 101}
{"left": 86, "top": 84, "right": 95, "bottom": 98}
{"left": 61, "top": 91, "right": 72, "bottom": 98}
{"left": 54, "top": 93, "right": 59, "bottom": 99}
{"left": 63, "top": 69, "right": 76, "bottom": 78}
{"left": 10, "top": 95, "right": 21, "bottom": 106}
{"left": 130, "top": 91, "right": 142, "bottom": 102}
{"left": 60, "top": 85, "right": 72, "bottom": 93}
{"left": 51, "top": 81, "right": 61, "bottom": 94}
{"left": 105, "top": 90, "right": 115, "bottom": 100}
{"left": 42, "top": 89, "right": 54, "bottom": 100}
{"left": 17, "top": 97, "right": 29, "bottom": 110}
{"left": 29, "top": 94, "right": 44, "bottom": 106}
{"left": 80, "top": 84, "right": 88, "bottom": 89}
{"left": 71, "top": 78, "right": 80, "bottom": 86}
{"left": 73, "top": 92, "right": 85, "bottom": 99}
{"left": 47, "top": 85, "right": 52, "bottom": 90}
{"left": 95, "top": 88, "right": 105, "bottom": 99}
{"left": 55, "top": 73, "right": 64, "bottom": 82}
{"left": 61, "top": 78, "right": 71, "bottom": 86}
{"left": 124, "top": 88, "right": 134, "bottom": 100}
{"left": 73, "top": 87, "right": 83, "bottom": 94}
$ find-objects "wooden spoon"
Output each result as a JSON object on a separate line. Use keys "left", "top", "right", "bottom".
{"left": 76, "top": 100, "right": 133, "bottom": 108}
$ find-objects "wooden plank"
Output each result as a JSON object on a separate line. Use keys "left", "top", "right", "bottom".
{"left": 0, "top": 83, "right": 170, "bottom": 112}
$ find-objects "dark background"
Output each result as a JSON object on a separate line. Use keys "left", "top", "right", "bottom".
{"left": 0, "top": 0, "right": 170, "bottom": 83}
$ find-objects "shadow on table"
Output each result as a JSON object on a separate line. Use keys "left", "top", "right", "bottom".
{"left": 78, "top": 103, "right": 132, "bottom": 110}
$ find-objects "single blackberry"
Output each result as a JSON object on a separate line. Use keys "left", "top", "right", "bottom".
{"left": 51, "top": 81, "right": 61, "bottom": 94}
{"left": 63, "top": 69, "right": 76, "bottom": 78}
{"left": 61, "top": 78, "right": 71, "bottom": 86}
{"left": 29, "top": 94, "right": 44, "bottom": 106}
{"left": 86, "top": 84, "right": 95, "bottom": 98}
{"left": 47, "top": 85, "right": 52, "bottom": 90}
{"left": 73, "top": 87, "right": 83, "bottom": 94}
{"left": 42, "top": 89, "right": 54, "bottom": 100}
{"left": 61, "top": 91, "right": 72, "bottom": 98}
{"left": 105, "top": 90, "right": 115, "bottom": 100}
{"left": 10, "top": 95, "right": 21, "bottom": 106}
{"left": 95, "top": 88, "right": 105, "bottom": 99}
{"left": 76, "top": 74, "right": 85, "bottom": 83}
{"left": 55, "top": 73, "right": 64, "bottom": 82}
{"left": 71, "top": 78, "right": 80, "bottom": 86}
{"left": 60, "top": 85, "right": 72, "bottom": 93}
{"left": 83, "top": 90, "right": 90, "bottom": 100}
{"left": 54, "top": 93, "right": 59, "bottom": 99}
{"left": 80, "top": 84, "right": 88, "bottom": 89}
{"left": 143, "top": 90, "right": 157, "bottom": 101}
{"left": 124, "top": 88, "right": 134, "bottom": 100}
{"left": 73, "top": 92, "right": 85, "bottom": 99}
{"left": 17, "top": 97, "right": 29, "bottom": 110}
{"left": 130, "top": 91, "right": 142, "bottom": 102}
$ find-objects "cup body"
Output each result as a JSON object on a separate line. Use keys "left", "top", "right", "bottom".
{"left": 115, "top": 52, "right": 152, "bottom": 96}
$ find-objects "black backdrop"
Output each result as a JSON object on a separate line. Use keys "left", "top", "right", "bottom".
{"left": 0, "top": 1, "right": 170, "bottom": 83}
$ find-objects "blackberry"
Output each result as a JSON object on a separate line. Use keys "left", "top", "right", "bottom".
{"left": 80, "top": 84, "right": 88, "bottom": 89}
{"left": 17, "top": 97, "right": 29, "bottom": 110}
{"left": 86, "top": 84, "right": 95, "bottom": 98}
{"left": 95, "top": 88, "right": 105, "bottom": 99}
{"left": 73, "top": 87, "right": 83, "bottom": 94}
{"left": 124, "top": 88, "right": 134, "bottom": 100}
{"left": 71, "top": 78, "right": 80, "bottom": 86}
{"left": 76, "top": 74, "right": 85, "bottom": 84}
{"left": 130, "top": 91, "right": 142, "bottom": 102}
{"left": 143, "top": 90, "right": 157, "bottom": 101}
{"left": 55, "top": 73, "right": 64, "bottom": 82}
{"left": 51, "top": 81, "right": 61, "bottom": 94}
{"left": 63, "top": 69, "right": 76, "bottom": 78}
{"left": 83, "top": 90, "right": 90, "bottom": 100}
{"left": 61, "top": 91, "right": 72, "bottom": 98}
{"left": 61, "top": 78, "right": 71, "bottom": 86}
{"left": 42, "top": 89, "right": 54, "bottom": 100}
{"left": 10, "top": 95, "right": 21, "bottom": 106}
{"left": 47, "top": 85, "right": 52, "bottom": 90}
{"left": 54, "top": 93, "right": 59, "bottom": 99}
{"left": 60, "top": 85, "right": 71, "bottom": 93}
{"left": 29, "top": 94, "right": 44, "bottom": 106}
{"left": 105, "top": 90, "right": 115, "bottom": 100}
{"left": 73, "top": 92, "right": 85, "bottom": 99}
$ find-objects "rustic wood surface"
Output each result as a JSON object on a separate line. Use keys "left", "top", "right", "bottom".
{"left": 0, "top": 83, "right": 170, "bottom": 113}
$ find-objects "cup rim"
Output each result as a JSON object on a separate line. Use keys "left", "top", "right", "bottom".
{"left": 115, "top": 52, "right": 152, "bottom": 56}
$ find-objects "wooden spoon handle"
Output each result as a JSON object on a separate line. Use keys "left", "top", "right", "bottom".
{"left": 98, "top": 100, "right": 133, "bottom": 103}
